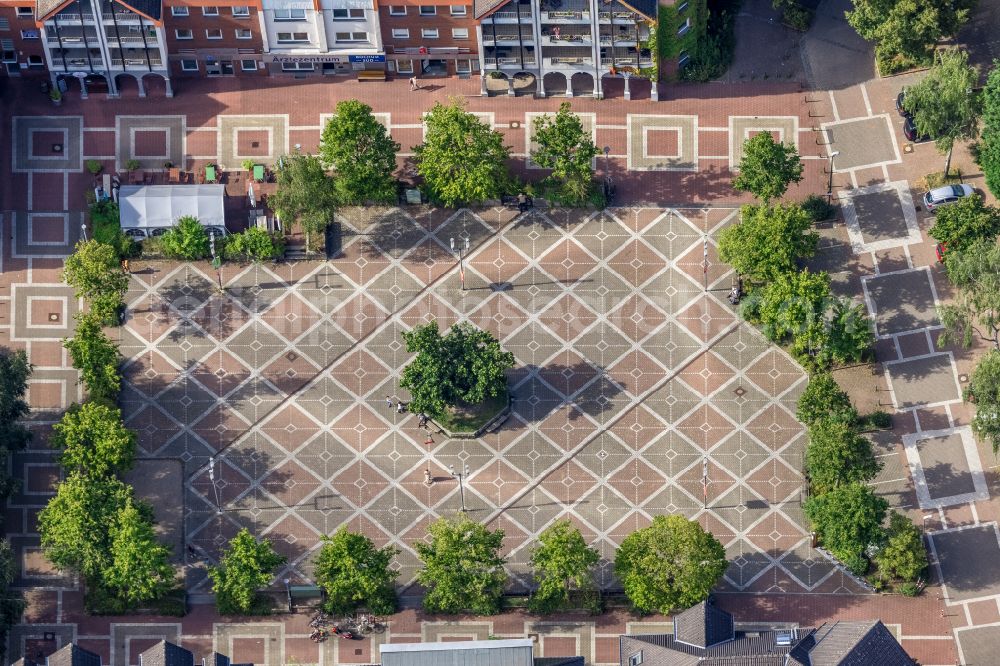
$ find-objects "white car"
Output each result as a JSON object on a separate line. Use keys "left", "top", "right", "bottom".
{"left": 924, "top": 184, "right": 974, "bottom": 212}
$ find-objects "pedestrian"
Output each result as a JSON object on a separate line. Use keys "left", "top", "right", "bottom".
{"left": 396, "top": 400, "right": 405, "bottom": 413}
{"left": 385, "top": 395, "right": 393, "bottom": 409}
{"left": 122, "top": 258, "right": 130, "bottom": 274}
{"left": 409, "top": 76, "right": 419, "bottom": 91}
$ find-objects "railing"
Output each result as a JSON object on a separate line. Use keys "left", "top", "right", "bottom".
{"left": 483, "top": 56, "right": 536, "bottom": 66}
{"left": 111, "top": 58, "right": 163, "bottom": 67}
{"left": 484, "top": 34, "right": 527, "bottom": 42}
{"left": 599, "top": 34, "right": 639, "bottom": 44}
{"left": 600, "top": 56, "right": 652, "bottom": 66}
{"left": 54, "top": 13, "right": 95, "bottom": 21}
{"left": 111, "top": 12, "right": 139, "bottom": 21}
{"left": 547, "top": 56, "right": 592, "bottom": 65}
{"left": 489, "top": 10, "right": 532, "bottom": 20}
{"left": 541, "top": 10, "right": 589, "bottom": 21}
{"left": 599, "top": 10, "right": 639, "bottom": 20}
{"left": 112, "top": 35, "right": 148, "bottom": 43}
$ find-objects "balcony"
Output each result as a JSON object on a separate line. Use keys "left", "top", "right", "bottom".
{"left": 541, "top": 30, "right": 592, "bottom": 46}
{"left": 51, "top": 12, "right": 96, "bottom": 23}
{"left": 544, "top": 56, "right": 593, "bottom": 68}
{"left": 540, "top": 10, "right": 590, "bottom": 22}
{"left": 483, "top": 56, "right": 536, "bottom": 68}
{"left": 600, "top": 56, "right": 652, "bottom": 67}
{"left": 598, "top": 10, "right": 640, "bottom": 22}
{"left": 47, "top": 30, "right": 99, "bottom": 44}
{"left": 110, "top": 57, "right": 163, "bottom": 68}
{"left": 486, "top": 8, "right": 533, "bottom": 22}
{"left": 482, "top": 32, "right": 534, "bottom": 45}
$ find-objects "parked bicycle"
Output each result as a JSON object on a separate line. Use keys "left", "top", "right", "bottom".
{"left": 310, "top": 611, "right": 330, "bottom": 628}
{"left": 309, "top": 628, "right": 330, "bottom": 643}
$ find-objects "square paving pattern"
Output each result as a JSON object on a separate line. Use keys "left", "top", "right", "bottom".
{"left": 903, "top": 427, "right": 988, "bottom": 509}
{"left": 217, "top": 115, "right": 288, "bottom": 170}
{"left": 957, "top": 625, "right": 1000, "bottom": 666}
{"left": 864, "top": 268, "right": 939, "bottom": 337}
{"left": 728, "top": 116, "right": 798, "bottom": 169}
{"left": 840, "top": 181, "right": 920, "bottom": 253}
{"left": 12, "top": 116, "right": 83, "bottom": 172}
{"left": 112, "top": 206, "right": 864, "bottom": 597}
{"left": 627, "top": 115, "right": 697, "bottom": 171}
{"left": 115, "top": 116, "right": 185, "bottom": 172}
{"left": 932, "top": 526, "right": 1000, "bottom": 603}
{"left": 885, "top": 353, "right": 960, "bottom": 409}
{"left": 823, "top": 116, "right": 899, "bottom": 171}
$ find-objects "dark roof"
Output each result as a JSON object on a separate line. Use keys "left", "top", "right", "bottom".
{"left": 473, "top": 0, "right": 512, "bottom": 19}
{"left": 202, "top": 654, "right": 230, "bottom": 666}
{"left": 672, "top": 601, "right": 734, "bottom": 648}
{"left": 621, "top": 630, "right": 803, "bottom": 666}
{"left": 11, "top": 659, "right": 39, "bottom": 666}
{"left": 808, "top": 621, "right": 914, "bottom": 666}
{"left": 36, "top": 0, "right": 74, "bottom": 21}
{"left": 534, "top": 658, "right": 585, "bottom": 666}
{"left": 617, "top": 0, "right": 655, "bottom": 20}
{"left": 46, "top": 645, "right": 103, "bottom": 666}
{"left": 116, "top": 0, "right": 161, "bottom": 22}
{"left": 37, "top": 0, "right": 161, "bottom": 22}
{"left": 138, "top": 641, "right": 194, "bottom": 666}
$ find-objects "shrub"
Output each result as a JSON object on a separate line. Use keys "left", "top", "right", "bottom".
{"left": 873, "top": 511, "right": 928, "bottom": 583}
{"left": 241, "top": 159, "right": 256, "bottom": 172}
{"left": 797, "top": 373, "right": 858, "bottom": 426}
{"left": 898, "top": 581, "right": 921, "bottom": 597}
{"left": 781, "top": 3, "right": 813, "bottom": 30}
{"left": 222, "top": 228, "right": 285, "bottom": 262}
{"left": 89, "top": 201, "right": 134, "bottom": 259}
{"left": 857, "top": 410, "right": 892, "bottom": 431}
{"left": 63, "top": 312, "right": 121, "bottom": 401}
{"left": 85, "top": 160, "right": 103, "bottom": 175}
{"left": 160, "top": 216, "right": 210, "bottom": 260}
{"left": 124, "top": 159, "right": 141, "bottom": 172}
{"left": 801, "top": 194, "right": 836, "bottom": 222}
{"left": 209, "top": 528, "right": 286, "bottom": 616}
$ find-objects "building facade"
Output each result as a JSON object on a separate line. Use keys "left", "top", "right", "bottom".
{"left": 0, "top": 0, "right": 48, "bottom": 77}
{"left": 162, "top": 0, "right": 266, "bottom": 79}
{"left": 378, "top": 0, "right": 478, "bottom": 78}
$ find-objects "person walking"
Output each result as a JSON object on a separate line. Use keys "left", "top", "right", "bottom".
{"left": 409, "top": 76, "right": 419, "bottom": 91}
{"left": 385, "top": 395, "right": 393, "bottom": 409}
{"left": 396, "top": 400, "right": 405, "bottom": 414}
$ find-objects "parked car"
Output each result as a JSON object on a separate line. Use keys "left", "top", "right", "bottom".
{"left": 903, "top": 115, "right": 930, "bottom": 143}
{"left": 895, "top": 90, "right": 907, "bottom": 116}
{"left": 923, "top": 184, "right": 974, "bottom": 212}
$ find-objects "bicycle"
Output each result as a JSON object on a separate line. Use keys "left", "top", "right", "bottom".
{"left": 310, "top": 611, "right": 330, "bottom": 629}
{"left": 354, "top": 613, "right": 386, "bottom": 634}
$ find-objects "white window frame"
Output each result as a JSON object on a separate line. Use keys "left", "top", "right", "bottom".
{"left": 276, "top": 31, "right": 309, "bottom": 43}
{"left": 335, "top": 31, "right": 368, "bottom": 42}
{"left": 170, "top": 6, "right": 189, "bottom": 16}
{"left": 677, "top": 50, "right": 690, "bottom": 67}
{"left": 202, "top": 6, "right": 220, "bottom": 16}
{"left": 388, "top": 5, "right": 406, "bottom": 14}
{"left": 421, "top": 28, "right": 438, "bottom": 38}
{"left": 456, "top": 58, "right": 471, "bottom": 73}
{"left": 27, "top": 54, "right": 44, "bottom": 66}
{"left": 418, "top": 5, "right": 436, "bottom": 15}
{"left": 451, "top": 27, "right": 468, "bottom": 39}
{"left": 281, "top": 60, "right": 314, "bottom": 71}
{"left": 235, "top": 28, "right": 252, "bottom": 39}
{"left": 0, "top": 18, "right": 9, "bottom": 30}
{"left": 241, "top": 58, "right": 257, "bottom": 70}
{"left": 677, "top": 17, "right": 690, "bottom": 36}
{"left": 391, "top": 28, "right": 409, "bottom": 38}
{"left": 332, "top": 7, "right": 365, "bottom": 19}
{"left": 232, "top": 6, "right": 250, "bottom": 17}
{"left": 677, "top": 1, "right": 689, "bottom": 12}
{"left": 175, "top": 28, "right": 193, "bottom": 40}
{"left": 450, "top": 5, "right": 466, "bottom": 15}
{"left": 395, "top": 58, "right": 413, "bottom": 73}
{"left": 19, "top": 29, "right": 38, "bottom": 39}
{"left": 273, "top": 8, "right": 307, "bottom": 20}
{"left": 15, "top": 7, "right": 33, "bottom": 17}
{"left": 181, "top": 59, "right": 199, "bottom": 71}
{"left": 205, "top": 28, "right": 223, "bottom": 40}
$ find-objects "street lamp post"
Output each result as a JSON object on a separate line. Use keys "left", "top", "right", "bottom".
{"left": 449, "top": 463, "right": 470, "bottom": 512}
{"left": 208, "top": 455, "right": 222, "bottom": 514}
{"left": 209, "top": 229, "right": 223, "bottom": 290}
{"left": 827, "top": 150, "right": 840, "bottom": 201}
{"left": 450, "top": 236, "right": 470, "bottom": 291}
{"left": 80, "top": 223, "right": 88, "bottom": 241}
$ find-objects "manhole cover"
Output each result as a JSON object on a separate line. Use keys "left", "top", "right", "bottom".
{"left": 48, "top": 312, "right": 60, "bottom": 322}
{"left": 52, "top": 143, "right": 63, "bottom": 153}
{"left": 251, "top": 141, "right": 260, "bottom": 148}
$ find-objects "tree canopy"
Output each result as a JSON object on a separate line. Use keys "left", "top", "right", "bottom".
{"left": 529, "top": 519, "right": 600, "bottom": 614}
{"left": 64, "top": 312, "right": 121, "bottom": 401}
{"left": 967, "top": 350, "right": 1000, "bottom": 453}
{"left": 903, "top": 49, "right": 981, "bottom": 173}
{"left": 530, "top": 103, "right": 600, "bottom": 205}
{"left": 209, "top": 528, "right": 286, "bottom": 615}
{"left": 939, "top": 240, "right": 1000, "bottom": 350}
{"left": 718, "top": 203, "right": 818, "bottom": 283}
{"left": 160, "top": 215, "right": 210, "bottom": 260}
{"left": 873, "top": 511, "right": 928, "bottom": 583}
{"left": 847, "top": 0, "right": 974, "bottom": 67}
{"left": 804, "top": 482, "right": 888, "bottom": 574}
{"left": 732, "top": 132, "right": 804, "bottom": 203}
{"left": 400, "top": 321, "right": 515, "bottom": 416}
{"left": 269, "top": 152, "right": 337, "bottom": 249}
{"left": 614, "top": 515, "right": 727, "bottom": 614}
{"left": 978, "top": 60, "right": 1000, "bottom": 199}
{"left": 320, "top": 100, "right": 400, "bottom": 205}
{"left": 102, "top": 497, "right": 175, "bottom": 605}
{"left": 929, "top": 195, "right": 1000, "bottom": 251}
{"left": 0, "top": 349, "right": 32, "bottom": 500}
{"left": 51, "top": 401, "right": 136, "bottom": 477}
{"left": 414, "top": 100, "right": 512, "bottom": 207}
{"left": 796, "top": 373, "right": 858, "bottom": 426}
{"left": 805, "top": 419, "right": 882, "bottom": 495}
{"left": 415, "top": 514, "right": 507, "bottom": 615}
{"left": 314, "top": 527, "right": 399, "bottom": 615}
{"left": 62, "top": 239, "right": 129, "bottom": 325}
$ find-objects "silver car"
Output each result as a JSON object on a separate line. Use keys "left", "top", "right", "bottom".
{"left": 923, "top": 184, "right": 974, "bottom": 212}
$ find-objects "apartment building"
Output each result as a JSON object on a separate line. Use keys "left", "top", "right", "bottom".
{"left": 474, "top": 0, "right": 656, "bottom": 97}
{"left": 378, "top": 0, "right": 478, "bottom": 78}
{"left": 163, "top": 1, "right": 266, "bottom": 79}
{"left": 0, "top": 0, "right": 48, "bottom": 76}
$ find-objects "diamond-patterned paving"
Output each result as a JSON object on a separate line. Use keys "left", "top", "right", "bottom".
{"left": 120, "top": 206, "right": 844, "bottom": 596}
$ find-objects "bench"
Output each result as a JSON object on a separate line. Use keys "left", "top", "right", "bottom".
{"left": 358, "top": 70, "right": 386, "bottom": 82}
{"left": 287, "top": 584, "right": 324, "bottom": 611}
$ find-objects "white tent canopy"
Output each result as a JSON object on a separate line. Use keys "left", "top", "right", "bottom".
{"left": 119, "top": 184, "right": 226, "bottom": 231}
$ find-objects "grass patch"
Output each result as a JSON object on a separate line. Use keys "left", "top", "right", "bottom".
{"left": 436, "top": 391, "right": 508, "bottom": 433}
{"left": 917, "top": 169, "right": 963, "bottom": 190}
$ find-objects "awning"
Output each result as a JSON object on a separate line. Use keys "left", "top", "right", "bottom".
{"left": 119, "top": 184, "right": 226, "bottom": 230}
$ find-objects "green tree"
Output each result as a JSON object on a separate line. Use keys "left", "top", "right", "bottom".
{"left": 414, "top": 100, "right": 512, "bottom": 207}
{"left": 62, "top": 239, "right": 129, "bottom": 325}
{"left": 314, "top": 527, "right": 399, "bottom": 616}
{"left": 939, "top": 240, "right": 1000, "bottom": 350}
{"left": 0, "top": 539, "right": 24, "bottom": 660}
{"left": 804, "top": 482, "right": 888, "bottom": 574}
{"left": 929, "top": 195, "right": 1000, "bottom": 251}
{"left": 400, "top": 321, "right": 515, "bottom": 417}
{"left": 718, "top": 203, "right": 818, "bottom": 283}
{"left": 269, "top": 152, "right": 337, "bottom": 251}
{"left": 51, "top": 401, "right": 136, "bottom": 477}
{"left": 320, "top": 100, "right": 399, "bottom": 205}
{"left": 824, "top": 298, "right": 875, "bottom": 367}
{"left": 903, "top": 48, "right": 982, "bottom": 174}
{"left": 530, "top": 102, "right": 600, "bottom": 205}
{"left": 222, "top": 228, "right": 286, "bottom": 262}
{"left": 415, "top": 514, "right": 506, "bottom": 615}
{"left": 529, "top": 519, "right": 600, "bottom": 614}
{"left": 978, "top": 60, "right": 1000, "bottom": 199}
{"left": 967, "top": 350, "right": 1000, "bottom": 453}
{"left": 796, "top": 373, "right": 858, "bottom": 426}
{"left": 160, "top": 215, "right": 211, "bottom": 260}
{"left": 102, "top": 497, "right": 175, "bottom": 604}
{"left": 805, "top": 419, "right": 882, "bottom": 495}
{"left": 38, "top": 473, "right": 132, "bottom": 581}
{"left": 873, "top": 511, "right": 928, "bottom": 583}
{"left": 614, "top": 515, "right": 727, "bottom": 615}
{"left": 742, "top": 268, "right": 831, "bottom": 355}
{"left": 0, "top": 349, "right": 32, "bottom": 501}
{"left": 209, "top": 528, "right": 286, "bottom": 615}
{"left": 732, "top": 132, "right": 804, "bottom": 203}
{"left": 64, "top": 312, "right": 121, "bottom": 401}
{"left": 847, "top": 0, "right": 973, "bottom": 66}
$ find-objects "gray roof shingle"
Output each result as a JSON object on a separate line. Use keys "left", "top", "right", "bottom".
{"left": 138, "top": 641, "right": 194, "bottom": 666}
{"left": 808, "top": 621, "right": 914, "bottom": 666}
{"left": 672, "top": 601, "right": 734, "bottom": 648}
{"left": 46, "top": 645, "right": 103, "bottom": 666}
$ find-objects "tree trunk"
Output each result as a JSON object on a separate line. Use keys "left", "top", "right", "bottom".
{"left": 945, "top": 143, "right": 954, "bottom": 177}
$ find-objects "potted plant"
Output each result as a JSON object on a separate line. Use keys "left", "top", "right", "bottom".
{"left": 85, "top": 159, "right": 103, "bottom": 176}
{"left": 241, "top": 159, "right": 256, "bottom": 173}
{"left": 124, "top": 159, "right": 141, "bottom": 174}
{"left": 50, "top": 87, "right": 62, "bottom": 106}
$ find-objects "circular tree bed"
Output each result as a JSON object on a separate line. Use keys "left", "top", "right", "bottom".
{"left": 432, "top": 391, "right": 510, "bottom": 439}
